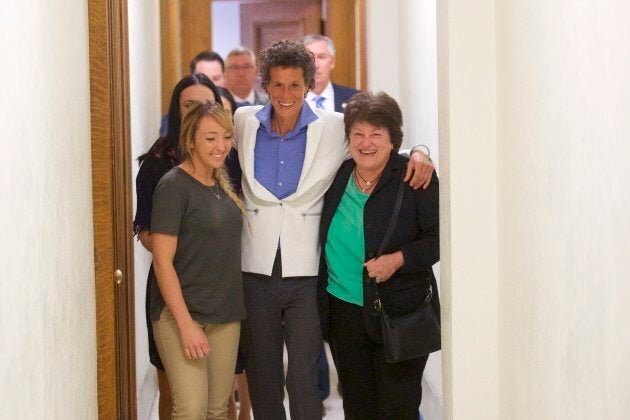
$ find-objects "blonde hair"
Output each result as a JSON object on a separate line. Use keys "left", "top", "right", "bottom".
{"left": 179, "top": 100, "right": 247, "bottom": 218}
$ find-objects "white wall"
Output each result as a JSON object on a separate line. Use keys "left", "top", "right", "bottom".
{"left": 0, "top": 2, "right": 97, "bottom": 419}
{"left": 440, "top": 0, "right": 630, "bottom": 418}
{"left": 398, "top": 0, "right": 439, "bottom": 165}
{"left": 127, "top": 0, "right": 162, "bottom": 418}
{"left": 366, "top": 1, "right": 400, "bottom": 99}
{"left": 496, "top": 1, "right": 630, "bottom": 418}
{"left": 212, "top": 2, "right": 241, "bottom": 59}
{"left": 437, "top": 0, "right": 499, "bottom": 419}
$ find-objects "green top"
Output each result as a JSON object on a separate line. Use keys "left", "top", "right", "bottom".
{"left": 325, "top": 176, "right": 369, "bottom": 306}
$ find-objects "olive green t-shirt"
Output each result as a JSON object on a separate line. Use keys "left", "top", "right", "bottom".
{"left": 325, "top": 176, "right": 369, "bottom": 306}
{"left": 150, "top": 167, "right": 246, "bottom": 324}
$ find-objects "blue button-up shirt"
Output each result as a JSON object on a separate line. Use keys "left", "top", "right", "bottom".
{"left": 254, "top": 102, "right": 318, "bottom": 199}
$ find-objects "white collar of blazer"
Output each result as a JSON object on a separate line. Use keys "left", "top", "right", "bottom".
{"left": 241, "top": 112, "right": 325, "bottom": 203}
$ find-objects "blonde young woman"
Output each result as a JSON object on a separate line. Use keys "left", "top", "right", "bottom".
{"left": 150, "top": 101, "right": 246, "bottom": 419}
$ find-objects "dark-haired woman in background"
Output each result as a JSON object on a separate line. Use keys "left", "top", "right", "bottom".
{"left": 319, "top": 91, "right": 440, "bottom": 419}
{"left": 217, "top": 87, "right": 243, "bottom": 196}
{"left": 133, "top": 73, "right": 224, "bottom": 419}
{"left": 217, "top": 86, "right": 237, "bottom": 116}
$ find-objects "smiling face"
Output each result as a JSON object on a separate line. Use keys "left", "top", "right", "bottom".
{"left": 267, "top": 66, "right": 308, "bottom": 124}
{"left": 304, "top": 39, "right": 335, "bottom": 94}
{"left": 348, "top": 121, "right": 393, "bottom": 175}
{"left": 179, "top": 85, "right": 217, "bottom": 118}
{"left": 189, "top": 115, "right": 233, "bottom": 173}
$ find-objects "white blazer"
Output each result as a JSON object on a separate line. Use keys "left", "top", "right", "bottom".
{"left": 234, "top": 105, "right": 347, "bottom": 277}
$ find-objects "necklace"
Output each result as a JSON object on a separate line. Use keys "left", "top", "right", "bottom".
{"left": 355, "top": 169, "right": 380, "bottom": 188}
{"left": 209, "top": 183, "right": 221, "bottom": 200}
{"left": 179, "top": 164, "right": 221, "bottom": 199}
{"left": 353, "top": 169, "right": 381, "bottom": 194}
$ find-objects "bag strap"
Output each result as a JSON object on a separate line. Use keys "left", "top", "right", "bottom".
{"left": 372, "top": 176, "right": 405, "bottom": 314}
{"left": 377, "top": 177, "right": 405, "bottom": 258}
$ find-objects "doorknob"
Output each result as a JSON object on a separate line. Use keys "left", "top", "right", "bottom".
{"left": 114, "top": 269, "right": 123, "bottom": 285}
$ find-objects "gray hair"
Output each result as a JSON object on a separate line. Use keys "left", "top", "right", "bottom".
{"left": 226, "top": 46, "right": 257, "bottom": 67}
{"left": 299, "top": 34, "right": 336, "bottom": 57}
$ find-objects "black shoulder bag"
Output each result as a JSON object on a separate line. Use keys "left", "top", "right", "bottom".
{"left": 372, "top": 177, "right": 441, "bottom": 363}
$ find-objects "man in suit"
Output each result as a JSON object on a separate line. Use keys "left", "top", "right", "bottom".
{"left": 225, "top": 46, "right": 269, "bottom": 107}
{"left": 189, "top": 50, "right": 227, "bottom": 88}
{"left": 300, "top": 34, "right": 360, "bottom": 113}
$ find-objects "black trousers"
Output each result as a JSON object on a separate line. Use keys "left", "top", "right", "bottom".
{"left": 329, "top": 293, "right": 428, "bottom": 420}
{"left": 243, "top": 252, "right": 322, "bottom": 420}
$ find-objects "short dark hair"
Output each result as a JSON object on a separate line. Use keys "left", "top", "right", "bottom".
{"left": 189, "top": 51, "right": 225, "bottom": 74}
{"left": 258, "top": 40, "right": 315, "bottom": 91}
{"left": 343, "top": 91, "right": 404, "bottom": 151}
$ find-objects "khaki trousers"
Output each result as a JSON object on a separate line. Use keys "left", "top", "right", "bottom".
{"left": 153, "top": 307, "right": 241, "bottom": 420}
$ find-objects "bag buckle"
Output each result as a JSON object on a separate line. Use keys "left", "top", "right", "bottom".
{"left": 424, "top": 284, "right": 433, "bottom": 303}
{"left": 373, "top": 297, "right": 382, "bottom": 313}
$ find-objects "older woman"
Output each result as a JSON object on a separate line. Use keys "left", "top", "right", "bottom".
{"left": 319, "top": 92, "right": 440, "bottom": 419}
{"left": 233, "top": 41, "right": 434, "bottom": 420}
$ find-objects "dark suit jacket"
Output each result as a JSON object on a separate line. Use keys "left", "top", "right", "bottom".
{"left": 253, "top": 90, "right": 269, "bottom": 105}
{"left": 318, "top": 152, "right": 440, "bottom": 341}
{"left": 332, "top": 83, "right": 360, "bottom": 112}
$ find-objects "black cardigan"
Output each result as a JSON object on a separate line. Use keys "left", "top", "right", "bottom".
{"left": 318, "top": 152, "right": 440, "bottom": 341}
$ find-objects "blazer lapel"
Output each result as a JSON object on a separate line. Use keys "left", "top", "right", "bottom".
{"left": 332, "top": 84, "right": 342, "bottom": 112}
{"left": 240, "top": 113, "right": 259, "bottom": 181}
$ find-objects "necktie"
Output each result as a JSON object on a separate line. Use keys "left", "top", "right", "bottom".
{"left": 315, "top": 96, "right": 326, "bottom": 110}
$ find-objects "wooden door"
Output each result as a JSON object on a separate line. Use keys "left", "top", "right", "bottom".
{"left": 240, "top": 0, "right": 321, "bottom": 54}
{"left": 326, "top": 0, "right": 366, "bottom": 90}
{"left": 88, "top": 0, "right": 137, "bottom": 418}
{"left": 235, "top": 0, "right": 365, "bottom": 90}
{"left": 160, "top": 0, "right": 213, "bottom": 113}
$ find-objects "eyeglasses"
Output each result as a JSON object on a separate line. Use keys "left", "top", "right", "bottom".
{"left": 226, "top": 64, "right": 254, "bottom": 72}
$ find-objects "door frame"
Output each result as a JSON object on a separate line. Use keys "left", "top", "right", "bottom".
{"left": 239, "top": 0, "right": 321, "bottom": 54}
{"left": 88, "top": 0, "right": 137, "bottom": 418}
{"left": 161, "top": 0, "right": 367, "bottom": 109}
